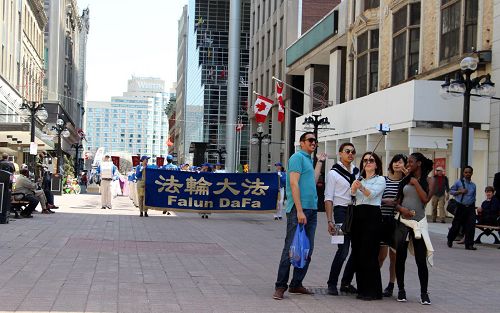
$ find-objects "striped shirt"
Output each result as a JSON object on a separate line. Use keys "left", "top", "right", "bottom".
{"left": 381, "top": 176, "right": 401, "bottom": 217}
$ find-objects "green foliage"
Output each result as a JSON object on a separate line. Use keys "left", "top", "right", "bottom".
{"left": 63, "top": 155, "right": 75, "bottom": 178}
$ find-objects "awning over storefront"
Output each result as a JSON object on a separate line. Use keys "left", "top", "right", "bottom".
{"left": 0, "top": 123, "right": 55, "bottom": 151}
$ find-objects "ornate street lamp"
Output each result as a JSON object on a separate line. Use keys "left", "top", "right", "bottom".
{"left": 439, "top": 56, "right": 497, "bottom": 173}
{"left": 250, "top": 125, "right": 271, "bottom": 172}
{"left": 214, "top": 147, "right": 227, "bottom": 164}
{"left": 302, "top": 114, "right": 330, "bottom": 162}
{"left": 51, "top": 116, "right": 71, "bottom": 177}
{"left": 20, "top": 101, "right": 48, "bottom": 176}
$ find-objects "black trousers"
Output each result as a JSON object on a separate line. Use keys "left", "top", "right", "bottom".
{"left": 351, "top": 204, "right": 382, "bottom": 299}
{"left": 447, "top": 204, "right": 476, "bottom": 247}
{"left": 395, "top": 228, "right": 428, "bottom": 294}
{"left": 22, "top": 194, "right": 39, "bottom": 216}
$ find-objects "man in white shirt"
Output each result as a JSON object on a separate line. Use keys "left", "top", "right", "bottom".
{"left": 96, "top": 154, "right": 118, "bottom": 209}
{"left": 325, "top": 143, "right": 358, "bottom": 296}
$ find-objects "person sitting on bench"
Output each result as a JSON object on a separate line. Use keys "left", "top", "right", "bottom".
{"left": 477, "top": 186, "right": 500, "bottom": 226}
{"left": 14, "top": 169, "right": 55, "bottom": 214}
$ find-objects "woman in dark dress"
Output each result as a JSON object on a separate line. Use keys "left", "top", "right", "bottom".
{"left": 350, "top": 152, "right": 386, "bottom": 300}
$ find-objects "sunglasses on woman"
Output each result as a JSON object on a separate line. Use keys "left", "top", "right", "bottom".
{"left": 363, "top": 158, "right": 375, "bottom": 164}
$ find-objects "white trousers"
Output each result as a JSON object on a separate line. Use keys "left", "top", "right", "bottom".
{"left": 100, "top": 179, "right": 112, "bottom": 208}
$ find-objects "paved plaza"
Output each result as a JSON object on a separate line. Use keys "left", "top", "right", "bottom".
{"left": 0, "top": 193, "right": 498, "bottom": 313}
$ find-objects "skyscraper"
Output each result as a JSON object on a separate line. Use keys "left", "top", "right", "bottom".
{"left": 176, "top": 0, "right": 251, "bottom": 166}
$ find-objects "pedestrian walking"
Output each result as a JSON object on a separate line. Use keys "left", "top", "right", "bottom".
{"left": 394, "top": 152, "right": 435, "bottom": 305}
{"left": 350, "top": 152, "right": 386, "bottom": 301}
{"left": 431, "top": 167, "right": 449, "bottom": 223}
{"left": 379, "top": 154, "right": 407, "bottom": 298}
{"left": 272, "top": 132, "right": 326, "bottom": 300}
{"left": 96, "top": 154, "right": 118, "bottom": 209}
{"left": 447, "top": 166, "right": 477, "bottom": 250}
{"left": 274, "top": 162, "right": 286, "bottom": 220}
{"left": 135, "top": 156, "right": 150, "bottom": 217}
{"left": 324, "top": 143, "right": 358, "bottom": 296}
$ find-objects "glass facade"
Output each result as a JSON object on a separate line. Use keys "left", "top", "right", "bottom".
{"left": 183, "top": 0, "right": 250, "bottom": 165}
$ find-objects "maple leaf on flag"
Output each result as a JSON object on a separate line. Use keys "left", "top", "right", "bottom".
{"left": 256, "top": 102, "right": 267, "bottom": 112}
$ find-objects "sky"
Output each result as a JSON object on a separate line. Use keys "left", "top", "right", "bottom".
{"left": 77, "top": 0, "right": 188, "bottom": 101}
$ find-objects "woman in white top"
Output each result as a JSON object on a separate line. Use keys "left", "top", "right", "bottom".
{"left": 350, "top": 152, "right": 386, "bottom": 300}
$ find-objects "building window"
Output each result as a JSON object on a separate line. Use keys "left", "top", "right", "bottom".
{"left": 392, "top": 2, "right": 421, "bottom": 85}
{"left": 267, "top": 30, "right": 271, "bottom": 58}
{"left": 279, "top": 17, "right": 283, "bottom": 48}
{"left": 356, "top": 29, "right": 379, "bottom": 98}
{"left": 273, "top": 23, "right": 277, "bottom": 52}
{"left": 440, "top": 0, "right": 478, "bottom": 62}
{"left": 261, "top": 36, "right": 265, "bottom": 62}
{"left": 364, "top": 0, "right": 380, "bottom": 10}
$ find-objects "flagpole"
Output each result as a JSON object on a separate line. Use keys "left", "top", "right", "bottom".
{"left": 271, "top": 76, "right": 330, "bottom": 109}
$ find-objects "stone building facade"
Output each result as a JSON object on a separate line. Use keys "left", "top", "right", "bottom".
{"left": 284, "top": 0, "right": 496, "bottom": 196}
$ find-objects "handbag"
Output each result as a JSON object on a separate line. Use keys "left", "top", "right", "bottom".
{"left": 446, "top": 179, "right": 466, "bottom": 215}
{"left": 446, "top": 199, "right": 459, "bottom": 215}
{"left": 289, "top": 224, "right": 310, "bottom": 268}
{"left": 341, "top": 204, "right": 354, "bottom": 235}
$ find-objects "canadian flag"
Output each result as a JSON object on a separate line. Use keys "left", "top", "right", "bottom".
{"left": 253, "top": 95, "right": 274, "bottom": 123}
{"left": 276, "top": 82, "right": 285, "bottom": 123}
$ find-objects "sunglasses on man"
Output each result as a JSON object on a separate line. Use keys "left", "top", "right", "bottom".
{"left": 343, "top": 148, "right": 356, "bottom": 155}
{"left": 303, "top": 138, "right": 317, "bottom": 144}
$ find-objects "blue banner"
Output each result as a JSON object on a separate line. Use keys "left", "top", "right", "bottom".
{"left": 144, "top": 169, "right": 279, "bottom": 213}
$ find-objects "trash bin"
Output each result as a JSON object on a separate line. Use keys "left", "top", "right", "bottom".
{"left": 0, "top": 169, "right": 11, "bottom": 224}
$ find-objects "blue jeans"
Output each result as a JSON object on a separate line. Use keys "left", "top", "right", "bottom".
{"left": 275, "top": 206, "right": 317, "bottom": 290}
{"left": 327, "top": 206, "right": 355, "bottom": 289}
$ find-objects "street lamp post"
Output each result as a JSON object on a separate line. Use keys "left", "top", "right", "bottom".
{"left": 440, "top": 56, "right": 497, "bottom": 173}
{"left": 250, "top": 125, "right": 271, "bottom": 172}
{"left": 21, "top": 101, "right": 48, "bottom": 176}
{"left": 51, "top": 116, "right": 71, "bottom": 177}
{"left": 71, "top": 142, "right": 84, "bottom": 175}
{"left": 302, "top": 114, "right": 330, "bottom": 162}
{"left": 214, "top": 147, "right": 227, "bottom": 164}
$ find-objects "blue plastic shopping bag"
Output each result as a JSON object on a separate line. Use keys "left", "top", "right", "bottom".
{"left": 289, "top": 224, "right": 310, "bottom": 268}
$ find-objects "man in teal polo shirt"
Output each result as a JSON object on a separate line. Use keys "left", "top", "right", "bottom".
{"left": 273, "top": 131, "right": 327, "bottom": 300}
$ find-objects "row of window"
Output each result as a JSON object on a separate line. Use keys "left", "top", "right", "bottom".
{"left": 253, "top": 0, "right": 284, "bottom": 34}
{"left": 251, "top": 16, "right": 283, "bottom": 70}
{"left": 355, "top": 0, "right": 477, "bottom": 98}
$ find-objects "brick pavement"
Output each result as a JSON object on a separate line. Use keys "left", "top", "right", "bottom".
{"left": 0, "top": 193, "right": 498, "bottom": 313}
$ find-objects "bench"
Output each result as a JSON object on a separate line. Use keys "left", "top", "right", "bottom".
{"left": 10, "top": 192, "right": 30, "bottom": 219}
{"left": 474, "top": 224, "right": 500, "bottom": 245}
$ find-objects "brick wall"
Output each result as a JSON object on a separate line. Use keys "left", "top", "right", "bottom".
{"left": 301, "top": 0, "right": 341, "bottom": 33}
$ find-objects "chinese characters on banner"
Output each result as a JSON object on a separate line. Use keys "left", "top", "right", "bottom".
{"left": 144, "top": 169, "right": 279, "bottom": 213}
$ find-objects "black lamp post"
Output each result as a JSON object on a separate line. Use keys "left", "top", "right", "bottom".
{"left": 250, "top": 125, "right": 271, "bottom": 172}
{"left": 302, "top": 114, "right": 330, "bottom": 162}
{"left": 214, "top": 147, "right": 227, "bottom": 164}
{"left": 21, "top": 101, "right": 48, "bottom": 176}
{"left": 440, "top": 56, "right": 497, "bottom": 173}
{"left": 71, "top": 142, "right": 84, "bottom": 175}
{"left": 51, "top": 115, "right": 71, "bottom": 177}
